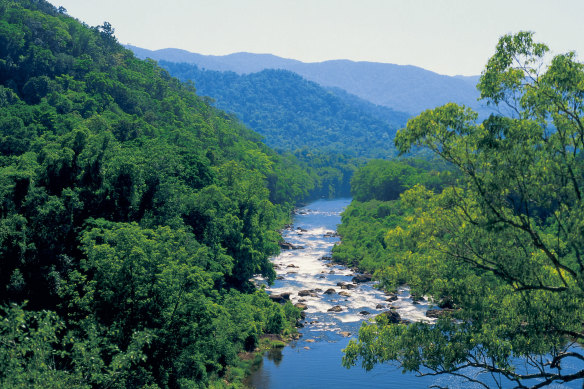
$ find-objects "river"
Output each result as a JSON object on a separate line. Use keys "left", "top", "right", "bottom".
{"left": 246, "top": 198, "right": 439, "bottom": 388}
{"left": 246, "top": 198, "right": 579, "bottom": 389}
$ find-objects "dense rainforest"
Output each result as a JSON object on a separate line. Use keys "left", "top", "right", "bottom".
{"left": 339, "top": 33, "right": 584, "bottom": 388}
{"left": 156, "top": 61, "right": 408, "bottom": 157}
{"left": 0, "top": 0, "right": 319, "bottom": 387}
{"left": 149, "top": 61, "right": 412, "bottom": 198}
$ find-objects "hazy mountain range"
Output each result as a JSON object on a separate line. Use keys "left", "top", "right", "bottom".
{"left": 127, "top": 45, "right": 492, "bottom": 116}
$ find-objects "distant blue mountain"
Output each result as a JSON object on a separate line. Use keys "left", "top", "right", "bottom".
{"left": 127, "top": 46, "right": 493, "bottom": 117}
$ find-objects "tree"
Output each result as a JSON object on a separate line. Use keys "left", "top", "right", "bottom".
{"left": 343, "top": 32, "right": 584, "bottom": 388}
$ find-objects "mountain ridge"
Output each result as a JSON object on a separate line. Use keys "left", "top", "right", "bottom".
{"left": 127, "top": 45, "right": 492, "bottom": 116}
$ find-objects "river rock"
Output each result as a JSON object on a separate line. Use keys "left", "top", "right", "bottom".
{"left": 286, "top": 264, "right": 298, "bottom": 268}
{"left": 376, "top": 304, "right": 385, "bottom": 309}
{"left": 352, "top": 274, "right": 373, "bottom": 283}
{"left": 324, "top": 288, "right": 336, "bottom": 295}
{"left": 411, "top": 295, "right": 425, "bottom": 303}
{"left": 359, "top": 311, "right": 370, "bottom": 315}
{"left": 321, "top": 256, "right": 332, "bottom": 261}
{"left": 386, "top": 295, "right": 398, "bottom": 302}
{"left": 298, "top": 290, "right": 313, "bottom": 297}
{"left": 295, "top": 303, "right": 308, "bottom": 310}
{"left": 305, "top": 339, "right": 315, "bottom": 343}
{"left": 327, "top": 305, "right": 343, "bottom": 312}
{"left": 426, "top": 308, "right": 455, "bottom": 319}
{"left": 338, "top": 291, "right": 350, "bottom": 297}
{"left": 269, "top": 293, "right": 290, "bottom": 303}
{"left": 377, "top": 310, "right": 402, "bottom": 324}
{"left": 276, "top": 276, "right": 284, "bottom": 280}
{"left": 339, "top": 331, "right": 351, "bottom": 337}
{"left": 279, "top": 242, "right": 305, "bottom": 250}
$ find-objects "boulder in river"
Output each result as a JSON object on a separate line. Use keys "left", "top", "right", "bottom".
{"left": 286, "top": 264, "right": 299, "bottom": 268}
{"left": 376, "top": 310, "right": 402, "bottom": 324}
{"left": 352, "top": 274, "right": 373, "bottom": 283}
{"left": 324, "top": 288, "right": 336, "bottom": 295}
{"left": 338, "top": 291, "right": 351, "bottom": 297}
{"left": 339, "top": 331, "right": 351, "bottom": 337}
{"left": 386, "top": 295, "right": 398, "bottom": 302}
{"left": 279, "top": 242, "right": 305, "bottom": 250}
{"left": 321, "top": 256, "right": 332, "bottom": 261}
{"left": 376, "top": 304, "right": 385, "bottom": 309}
{"left": 359, "top": 311, "right": 370, "bottom": 315}
{"left": 295, "top": 303, "right": 308, "bottom": 310}
{"left": 327, "top": 305, "right": 343, "bottom": 312}
{"left": 269, "top": 293, "right": 291, "bottom": 303}
{"left": 425, "top": 308, "right": 455, "bottom": 319}
{"left": 298, "top": 290, "right": 313, "bottom": 297}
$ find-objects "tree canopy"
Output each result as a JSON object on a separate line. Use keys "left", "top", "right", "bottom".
{"left": 0, "top": 0, "right": 307, "bottom": 386}
{"left": 342, "top": 32, "right": 584, "bottom": 388}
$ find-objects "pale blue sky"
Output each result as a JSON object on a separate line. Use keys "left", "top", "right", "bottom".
{"left": 55, "top": 0, "right": 584, "bottom": 76}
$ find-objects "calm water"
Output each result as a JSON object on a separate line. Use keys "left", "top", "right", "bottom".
{"left": 246, "top": 198, "right": 581, "bottom": 389}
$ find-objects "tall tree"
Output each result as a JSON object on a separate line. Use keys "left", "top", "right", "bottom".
{"left": 343, "top": 32, "right": 584, "bottom": 388}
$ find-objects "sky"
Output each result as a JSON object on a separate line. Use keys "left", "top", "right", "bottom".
{"left": 54, "top": 0, "right": 584, "bottom": 76}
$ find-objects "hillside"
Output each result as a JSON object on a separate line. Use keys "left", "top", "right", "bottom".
{"left": 128, "top": 46, "right": 494, "bottom": 116}
{"left": 0, "top": 1, "right": 311, "bottom": 387}
{"left": 160, "top": 61, "right": 409, "bottom": 158}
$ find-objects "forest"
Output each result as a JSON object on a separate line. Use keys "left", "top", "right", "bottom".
{"left": 0, "top": 0, "right": 313, "bottom": 387}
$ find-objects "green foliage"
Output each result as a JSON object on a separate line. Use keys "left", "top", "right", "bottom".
{"left": 332, "top": 160, "right": 454, "bottom": 275}
{"left": 343, "top": 32, "right": 584, "bottom": 388}
{"left": 350, "top": 158, "right": 454, "bottom": 202}
{"left": 0, "top": 0, "right": 305, "bottom": 386}
{"left": 159, "top": 62, "right": 408, "bottom": 158}
{"left": 158, "top": 61, "right": 414, "bottom": 198}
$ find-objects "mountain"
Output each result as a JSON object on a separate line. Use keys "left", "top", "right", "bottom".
{"left": 128, "top": 46, "right": 493, "bottom": 116}
{"left": 160, "top": 61, "right": 410, "bottom": 158}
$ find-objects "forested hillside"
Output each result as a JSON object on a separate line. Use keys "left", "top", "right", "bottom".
{"left": 0, "top": 1, "right": 311, "bottom": 387}
{"left": 157, "top": 62, "right": 408, "bottom": 158}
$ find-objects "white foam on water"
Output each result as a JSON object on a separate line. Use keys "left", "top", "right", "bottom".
{"left": 262, "top": 205, "right": 437, "bottom": 346}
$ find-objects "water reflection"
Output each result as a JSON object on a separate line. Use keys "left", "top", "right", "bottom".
{"left": 265, "top": 347, "right": 283, "bottom": 365}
